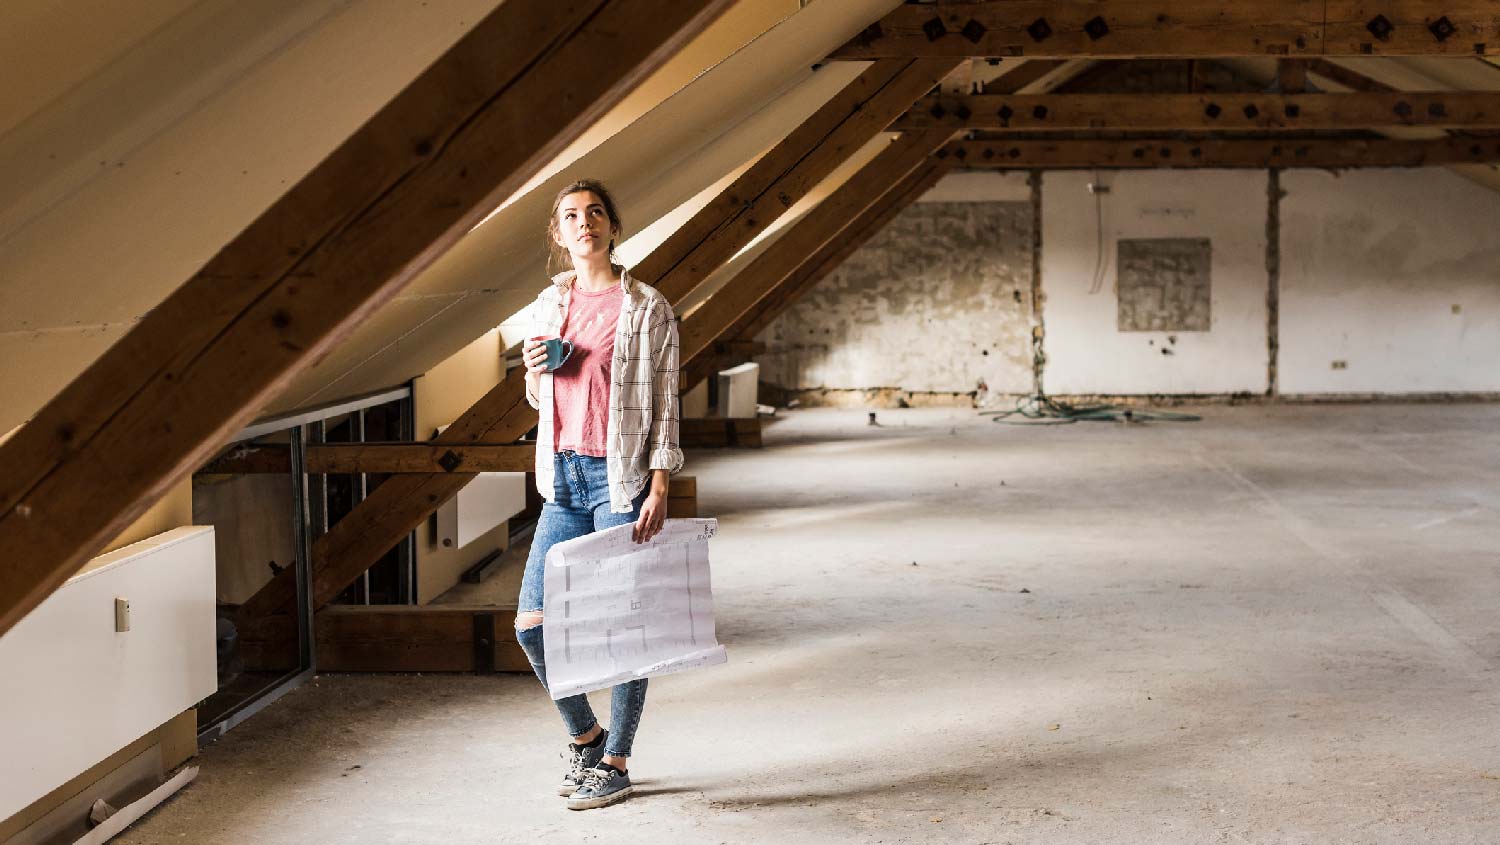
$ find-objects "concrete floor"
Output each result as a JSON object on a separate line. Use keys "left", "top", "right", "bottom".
{"left": 123, "top": 404, "right": 1500, "bottom": 844}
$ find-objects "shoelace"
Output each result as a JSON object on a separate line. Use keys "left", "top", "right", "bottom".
{"left": 578, "top": 767, "right": 614, "bottom": 792}
{"left": 563, "top": 747, "right": 591, "bottom": 782}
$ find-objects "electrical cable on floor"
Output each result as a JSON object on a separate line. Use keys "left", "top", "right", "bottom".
{"left": 979, "top": 394, "right": 1202, "bottom": 425}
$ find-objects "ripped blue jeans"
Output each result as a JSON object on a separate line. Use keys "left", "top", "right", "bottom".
{"left": 516, "top": 451, "right": 648, "bottom": 758}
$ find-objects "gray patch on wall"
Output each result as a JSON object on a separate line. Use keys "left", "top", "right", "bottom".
{"left": 757, "top": 201, "right": 1034, "bottom": 394}
{"left": 1117, "top": 237, "right": 1212, "bottom": 332}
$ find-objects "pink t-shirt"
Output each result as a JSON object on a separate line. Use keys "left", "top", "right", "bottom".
{"left": 552, "top": 282, "right": 623, "bottom": 456}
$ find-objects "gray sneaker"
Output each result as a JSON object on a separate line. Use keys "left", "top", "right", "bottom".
{"left": 558, "top": 730, "right": 608, "bottom": 797}
{"left": 566, "top": 766, "right": 634, "bottom": 810}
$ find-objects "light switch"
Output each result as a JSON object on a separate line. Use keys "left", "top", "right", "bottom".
{"left": 114, "top": 598, "right": 130, "bottom": 632}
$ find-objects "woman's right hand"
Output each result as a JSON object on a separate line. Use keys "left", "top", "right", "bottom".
{"left": 522, "top": 339, "right": 550, "bottom": 374}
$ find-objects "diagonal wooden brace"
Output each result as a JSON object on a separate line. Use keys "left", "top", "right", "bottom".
{"left": 235, "top": 56, "right": 965, "bottom": 622}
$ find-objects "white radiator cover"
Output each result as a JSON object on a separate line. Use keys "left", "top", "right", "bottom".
{"left": 717, "top": 362, "right": 760, "bottom": 419}
{"left": 0, "top": 526, "right": 217, "bottom": 821}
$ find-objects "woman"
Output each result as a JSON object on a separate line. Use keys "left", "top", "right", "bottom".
{"left": 514, "top": 179, "right": 682, "bottom": 810}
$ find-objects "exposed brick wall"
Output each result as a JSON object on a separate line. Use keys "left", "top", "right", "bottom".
{"left": 756, "top": 201, "right": 1034, "bottom": 395}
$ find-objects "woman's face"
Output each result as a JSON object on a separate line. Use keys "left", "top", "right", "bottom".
{"left": 554, "top": 191, "right": 616, "bottom": 262}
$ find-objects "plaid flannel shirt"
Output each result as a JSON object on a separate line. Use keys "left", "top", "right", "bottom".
{"left": 524, "top": 269, "right": 683, "bottom": 513}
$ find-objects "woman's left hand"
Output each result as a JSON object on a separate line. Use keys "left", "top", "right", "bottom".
{"left": 633, "top": 490, "right": 668, "bottom": 544}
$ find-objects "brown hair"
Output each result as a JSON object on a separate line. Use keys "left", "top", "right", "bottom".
{"left": 546, "top": 179, "right": 623, "bottom": 275}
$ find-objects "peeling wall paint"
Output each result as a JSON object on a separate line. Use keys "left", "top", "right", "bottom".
{"left": 1279, "top": 168, "right": 1500, "bottom": 394}
{"left": 756, "top": 200, "right": 1034, "bottom": 394}
{"left": 756, "top": 166, "right": 1498, "bottom": 402}
{"left": 1116, "top": 237, "right": 1213, "bottom": 332}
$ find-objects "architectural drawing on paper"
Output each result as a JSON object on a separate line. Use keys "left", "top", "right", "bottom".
{"left": 543, "top": 519, "right": 727, "bottom": 699}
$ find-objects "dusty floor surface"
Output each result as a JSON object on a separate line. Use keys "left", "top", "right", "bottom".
{"left": 123, "top": 405, "right": 1500, "bottom": 844}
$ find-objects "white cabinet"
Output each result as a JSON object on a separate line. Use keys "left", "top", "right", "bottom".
{"left": 0, "top": 527, "right": 217, "bottom": 821}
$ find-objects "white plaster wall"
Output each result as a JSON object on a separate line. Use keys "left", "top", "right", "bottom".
{"left": 1041, "top": 170, "right": 1269, "bottom": 395}
{"left": 1279, "top": 168, "right": 1500, "bottom": 394}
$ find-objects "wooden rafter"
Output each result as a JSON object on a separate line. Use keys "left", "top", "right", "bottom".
{"left": 235, "top": 56, "right": 962, "bottom": 624}
{"left": 677, "top": 130, "right": 955, "bottom": 368}
{"left": 832, "top": 1, "right": 1500, "bottom": 59}
{"left": 0, "top": 0, "right": 733, "bottom": 639}
{"left": 1278, "top": 59, "right": 1310, "bottom": 93}
{"left": 684, "top": 161, "right": 952, "bottom": 395}
{"left": 1306, "top": 58, "right": 1398, "bottom": 92}
{"left": 895, "top": 91, "right": 1500, "bottom": 131}
{"left": 677, "top": 59, "right": 1064, "bottom": 392}
{"left": 731, "top": 161, "right": 952, "bottom": 343}
{"left": 200, "top": 443, "right": 533, "bottom": 475}
{"left": 634, "top": 57, "right": 963, "bottom": 303}
{"left": 939, "top": 136, "right": 1500, "bottom": 169}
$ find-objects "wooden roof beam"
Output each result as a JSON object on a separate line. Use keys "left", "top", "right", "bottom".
{"left": 634, "top": 57, "right": 964, "bottom": 303}
{"left": 0, "top": 0, "right": 734, "bottom": 639}
{"left": 895, "top": 91, "right": 1500, "bottom": 131}
{"left": 682, "top": 161, "right": 952, "bottom": 395}
{"left": 677, "top": 130, "right": 954, "bottom": 370}
{"left": 833, "top": 1, "right": 1500, "bottom": 59}
{"left": 199, "top": 443, "right": 534, "bottom": 475}
{"left": 939, "top": 137, "right": 1500, "bottom": 169}
{"left": 235, "top": 57, "right": 963, "bottom": 624}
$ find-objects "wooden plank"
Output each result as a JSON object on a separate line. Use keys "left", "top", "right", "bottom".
{"left": 726, "top": 162, "right": 952, "bottom": 351}
{"left": 939, "top": 136, "right": 1500, "bottom": 168}
{"left": 201, "top": 442, "right": 534, "bottom": 474}
{"left": 669, "top": 475, "right": 697, "bottom": 498}
{"left": 668, "top": 473, "right": 698, "bottom": 518}
{"left": 672, "top": 63, "right": 1067, "bottom": 396}
{"left": 240, "top": 606, "right": 529, "bottom": 673}
{"left": 633, "top": 57, "right": 964, "bottom": 303}
{"left": 237, "top": 56, "right": 960, "bottom": 624}
{"left": 1324, "top": 1, "right": 1500, "bottom": 57}
{"left": 832, "top": 1, "right": 1500, "bottom": 58}
{"left": 1306, "top": 58, "right": 1397, "bottom": 92}
{"left": 676, "top": 130, "right": 953, "bottom": 367}
{"left": 0, "top": 0, "right": 734, "bottom": 640}
{"left": 896, "top": 91, "right": 1500, "bottom": 131}
{"left": 832, "top": 1, "right": 1327, "bottom": 59}
{"left": 1278, "top": 58, "right": 1310, "bottom": 93}
{"left": 680, "top": 418, "right": 763, "bottom": 449}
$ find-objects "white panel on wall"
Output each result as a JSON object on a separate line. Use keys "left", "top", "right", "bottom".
{"left": 1041, "top": 170, "right": 1269, "bottom": 395}
{"left": 434, "top": 473, "right": 526, "bottom": 550}
{"left": 0, "top": 527, "right": 217, "bottom": 821}
{"left": 1279, "top": 168, "right": 1500, "bottom": 395}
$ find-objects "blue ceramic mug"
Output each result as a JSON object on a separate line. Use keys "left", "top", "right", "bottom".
{"left": 530, "top": 336, "right": 574, "bottom": 371}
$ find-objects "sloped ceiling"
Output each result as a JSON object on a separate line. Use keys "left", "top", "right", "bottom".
{"left": 6, "top": 0, "right": 1499, "bottom": 436}
{"left": 0, "top": 0, "right": 507, "bottom": 435}
{"left": 265, "top": 0, "right": 904, "bottom": 414}
{"left": 0, "top": 0, "right": 898, "bottom": 433}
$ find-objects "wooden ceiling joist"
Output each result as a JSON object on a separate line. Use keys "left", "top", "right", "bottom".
{"left": 895, "top": 91, "right": 1500, "bottom": 131}
{"left": 832, "top": 1, "right": 1500, "bottom": 59}
{"left": 633, "top": 57, "right": 963, "bottom": 303}
{"left": 939, "top": 137, "right": 1500, "bottom": 169}
{"left": 677, "top": 129, "right": 954, "bottom": 368}
{"left": 684, "top": 160, "right": 952, "bottom": 394}
{"left": 235, "top": 56, "right": 962, "bottom": 624}
{"left": 731, "top": 160, "right": 951, "bottom": 343}
{"left": 0, "top": 0, "right": 735, "bottom": 640}
{"left": 200, "top": 443, "right": 533, "bottom": 475}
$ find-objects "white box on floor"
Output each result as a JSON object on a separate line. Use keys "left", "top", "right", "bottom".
{"left": 716, "top": 362, "right": 759, "bottom": 419}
